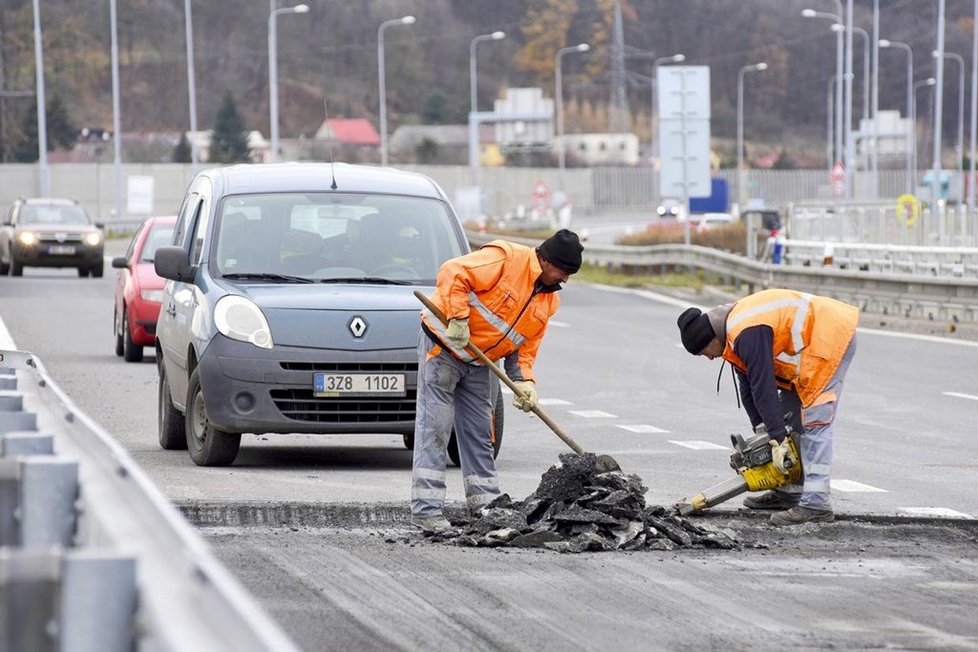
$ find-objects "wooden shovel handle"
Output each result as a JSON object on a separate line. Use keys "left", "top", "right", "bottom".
{"left": 414, "top": 290, "right": 587, "bottom": 456}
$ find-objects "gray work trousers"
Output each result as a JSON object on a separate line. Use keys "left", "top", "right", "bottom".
{"left": 778, "top": 334, "right": 858, "bottom": 511}
{"left": 411, "top": 331, "right": 500, "bottom": 517}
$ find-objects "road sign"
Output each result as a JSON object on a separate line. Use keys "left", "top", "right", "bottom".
{"left": 657, "top": 66, "right": 712, "bottom": 199}
{"left": 896, "top": 193, "right": 920, "bottom": 227}
{"left": 830, "top": 161, "right": 845, "bottom": 198}
{"left": 531, "top": 180, "right": 550, "bottom": 210}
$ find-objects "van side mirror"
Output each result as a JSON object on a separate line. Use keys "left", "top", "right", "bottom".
{"left": 154, "top": 246, "right": 195, "bottom": 282}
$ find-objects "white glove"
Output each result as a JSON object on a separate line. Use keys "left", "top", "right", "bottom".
{"left": 512, "top": 381, "right": 538, "bottom": 412}
{"left": 769, "top": 438, "right": 797, "bottom": 475}
{"left": 445, "top": 318, "right": 469, "bottom": 348}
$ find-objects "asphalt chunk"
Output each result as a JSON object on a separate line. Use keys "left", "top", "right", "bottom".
{"left": 426, "top": 452, "right": 739, "bottom": 553}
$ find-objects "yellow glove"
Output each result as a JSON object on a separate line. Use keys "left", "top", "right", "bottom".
{"left": 445, "top": 318, "right": 469, "bottom": 348}
{"left": 512, "top": 380, "right": 538, "bottom": 412}
{"left": 769, "top": 437, "right": 797, "bottom": 475}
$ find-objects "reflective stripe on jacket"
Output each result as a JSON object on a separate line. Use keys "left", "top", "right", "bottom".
{"left": 421, "top": 240, "right": 559, "bottom": 382}
{"left": 721, "top": 289, "right": 858, "bottom": 407}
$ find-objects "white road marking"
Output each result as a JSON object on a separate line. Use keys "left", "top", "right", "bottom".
{"left": 900, "top": 507, "right": 973, "bottom": 519}
{"left": 856, "top": 327, "right": 978, "bottom": 348}
{"left": 0, "top": 316, "right": 17, "bottom": 350}
{"left": 537, "top": 398, "right": 572, "bottom": 406}
{"left": 548, "top": 320, "right": 569, "bottom": 328}
{"left": 617, "top": 424, "right": 670, "bottom": 434}
{"left": 831, "top": 479, "right": 888, "bottom": 493}
{"left": 943, "top": 391, "right": 978, "bottom": 401}
{"left": 569, "top": 409, "right": 618, "bottom": 418}
{"left": 668, "top": 440, "right": 728, "bottom": 451}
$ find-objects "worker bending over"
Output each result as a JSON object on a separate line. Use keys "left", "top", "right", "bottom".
{"left": 677, "top": 288, "right": 858, "bottom": 526}
{"left": 411, "top": 230, "right": 583, "bottom": 533}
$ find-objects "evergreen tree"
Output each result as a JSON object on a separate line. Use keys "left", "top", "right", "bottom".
{"left": 172, "top": 132, "right": 193, "bottom": 162}
{"left": 209, "top": 92, "right": 250, "bottom": 163}
{"left": 11, "top": 95, "right": 77, "bottom": 162}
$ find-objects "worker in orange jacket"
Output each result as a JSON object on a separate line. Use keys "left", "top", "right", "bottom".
{"left": 411, "top": 230, "right": 583, "bottom": 533}
{"left": 677, "top": 288, "right": 858, "bottom": 526}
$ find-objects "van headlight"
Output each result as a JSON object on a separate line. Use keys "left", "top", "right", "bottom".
{"left": 18, "top": 231, "right": 38, "bottom": 246}
{"left": 85, "top": 232, "right": 102, "bottom": 246}
{"left": 214, "top": 295, "right": 273, "bottom": 349}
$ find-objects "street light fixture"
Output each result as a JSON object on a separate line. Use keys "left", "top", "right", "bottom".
{"left": 268, "top": 2, "right": 310, "bottom": 163}
{"left": 651, "top": 53, "right": 685, "bottom": 203}
{"left": 934, "top": 49, "right": 964, "bottom": 202}
{"left": 469, "top": 30, "right": 505, "bottom": 185}
{"left": 803, "top": 8, "right": 843, "bottom": 168}
{"left": 377, "top": 15, "right": 416, "bottom": 167}
{"left": 555, "top": 43, "right": 590, "bottom": 194}
{"left": 737, "top": 62, "right": 768, "bottom": 209}
{"left": 879, "top": 38, "right": 914, "bottom": 193}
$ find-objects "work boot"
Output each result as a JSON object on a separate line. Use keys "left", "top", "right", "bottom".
{"left": 769, "top": 506, "right": 834, "bottom": 526}
{"left": 742, "top": 491, "right": 799, "bottom": 511}
{"left": 410, "top": 513, "right": 454, "bottom": 534}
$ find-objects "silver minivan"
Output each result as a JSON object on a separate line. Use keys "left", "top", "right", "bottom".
{"left": 154, "top": 163, "right": 503, "bottom": 466}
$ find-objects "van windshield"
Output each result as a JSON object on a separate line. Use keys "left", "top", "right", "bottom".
{"left": 213, "top": 193, "right": 464, "bottom": 284}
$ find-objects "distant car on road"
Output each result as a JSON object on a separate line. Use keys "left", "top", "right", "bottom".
{"left": 691, "top": 212, "right": 736, "bottom": 232}
{"left": 0, "top": 198, "right": 105, "bottom": 277}
{"left": 153, "top": 163, "right": 502, "bottom": 466}
{"left": 656, "top": 197, "right": 682, "bottom": 218}
{"left": 111, "top": 216, "right": 177, "bottom": 362}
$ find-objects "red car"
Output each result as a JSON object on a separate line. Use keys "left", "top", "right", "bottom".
{"left": 111, "top": 216, "right": 176, "bottom": 362}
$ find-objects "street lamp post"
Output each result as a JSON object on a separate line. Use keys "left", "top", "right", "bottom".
{"left": 184, "top": 0, "right": 199, "bottom": 166}
{"left": 31, "top": 0, "right": 48, "bottom": 196}
{"left": 971, "top": 0, "right": 978, "bottom": 218}
{"left": 651, "top": 53, "right": 685, "bottom": 203}
{"left": 832, "top": 23, "right": 869, "bottom": 124}
{"left": 268, "top": 2, "right": 309, "bottom": 163}
{"left": 880, "top": 39, "right": 914, "bottom": 193}
{"left": 826, "top": 76, "right": 837, "bottom": 170}
{"left": 932, "top": 0, "right": 946, "bottom": 230}
{"left": 378, "top": 15, "right": 416, "bottom": 167}
{"left": 934, "top": 50, "right": 964, "bottom": 204}
{"left": 803, "top": 8, "right": 843, "bottom": 168}
{"left": 110, "top": 0, "right": 122, "bottom": 220}
{"left": 737, "top": 62, "right": 768, "bottom": 209}
{"left": 469, "top": 30, "right": 505, "bottom": 186}
{"left": 555, "top": 43, "right": 590, "bottom": 194}
{"left": 913, "top": 77, "right": 937, "bottom": 200}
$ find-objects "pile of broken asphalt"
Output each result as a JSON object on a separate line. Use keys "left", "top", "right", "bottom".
{"left": 424, "top": 452, "right": 739, "bottom": 553}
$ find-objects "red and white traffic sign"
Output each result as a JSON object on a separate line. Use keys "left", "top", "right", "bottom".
{"left": 830, "top": 161, "right": 845, "bottom": 198}
{"left": 531, "top": 180, "right": 550, "bottom": 210}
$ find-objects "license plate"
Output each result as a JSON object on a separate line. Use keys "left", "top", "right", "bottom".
{"left": 48, "top": 245, "right": 76, "bottom": 255}
{"left": 313, "top": 373, "right": 405, "bottom": 397}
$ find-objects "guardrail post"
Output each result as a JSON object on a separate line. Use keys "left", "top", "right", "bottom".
{"left": 0, "top": 407, "right": 36, "bottom": 435}
{"left": 0, "top": 548, "right": 60, "bottom": 652}
{"left": 1, "top": 432, "right": 54, "bottom": 457}
{"left": 0, "top": 459, "right": 18, "bottom": 546}
{"left": 61, "top": 551, "right": 137, "bottom": 652}
{"left": 20, "top": 457, "right": 79, "bottom": 547}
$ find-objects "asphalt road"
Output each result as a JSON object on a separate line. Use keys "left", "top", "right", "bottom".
{"left": 2, "top": 239, "right": 977, "bottom": 650}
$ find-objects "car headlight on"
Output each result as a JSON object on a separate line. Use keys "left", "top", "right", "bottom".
{"left": 656, "top": 207, "right": 665, "bottom": 216}
{"left": 84, "top": 232, "right": 102, "bottom": 246}
{"left": 17, "top": 231, "right": 38, "bottom": 246}
{"left": 140, "top": 289, "right": 165, "bottom": 303}
{"left": 213, "top": 295, "right": 273, "bottom": 349}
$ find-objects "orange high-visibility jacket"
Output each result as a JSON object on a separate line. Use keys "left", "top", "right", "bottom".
{"left": 721, "top": 289, "right": 858, "bottom": 407}
{"left": 422, "top": 240, "right": 559, "bottom": 382}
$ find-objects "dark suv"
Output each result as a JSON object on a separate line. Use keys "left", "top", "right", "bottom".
{"left": 0, "top": 198, "right": 105, "bottom": 277}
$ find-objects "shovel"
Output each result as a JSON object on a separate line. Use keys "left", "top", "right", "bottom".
{"left": 414, "top": 290, "right": 622, "bottom": 474}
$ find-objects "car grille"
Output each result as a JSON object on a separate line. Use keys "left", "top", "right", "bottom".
{"left": 279, "top": 361, "right": 415, "bottom": 372}
{"left": 37, "top": 233, "right": 85, "bottom": 244}
{"left": 270, "top": 389, "right": 417, "bottom": 423}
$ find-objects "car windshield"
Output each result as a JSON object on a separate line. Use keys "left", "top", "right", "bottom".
{"left": 139, "top": 223, "right": 175, "bottom": 263}
{"left": 213, "top": 192, "right": 464, "bottom": 284}
{"left": 20, "top": 204, "right": 90, "bottom": 226}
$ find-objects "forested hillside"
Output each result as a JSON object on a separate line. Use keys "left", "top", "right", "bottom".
{"left": 0, "top": 0, "right": 973, "bottom": 165}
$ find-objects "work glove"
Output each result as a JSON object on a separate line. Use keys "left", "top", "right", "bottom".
{"left": 444, "top": 318, "right": 470, "bottom": 348}
{"left": 768, "top": 437, "right": 797, "bottom": 475}
{"left": 512, "top": 380, "right": 538, "bottom": 412}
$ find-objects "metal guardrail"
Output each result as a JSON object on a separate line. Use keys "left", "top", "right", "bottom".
{"left": 467, "top": 231, "right": 978, "bottom": 323}
{"left": 0, "top": 350, "right": 299, "bottom": 652}
{"left": 782, "top": 239, "right": 978, "bottom": 278}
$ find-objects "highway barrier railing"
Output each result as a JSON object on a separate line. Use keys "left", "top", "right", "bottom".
{"left": 467, "top": 231, "right": 978, "bottom": 324}
{"left": 0, "top": 350, "right": 299, "bottom": 652}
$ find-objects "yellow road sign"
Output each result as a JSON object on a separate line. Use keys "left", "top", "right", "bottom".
{"left": 897, "top": 194, "right": 920, "bottom": 227}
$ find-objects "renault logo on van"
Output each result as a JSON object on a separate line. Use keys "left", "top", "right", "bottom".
{"left": 348, "top": 316, "right": 367, "bottom": 338}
